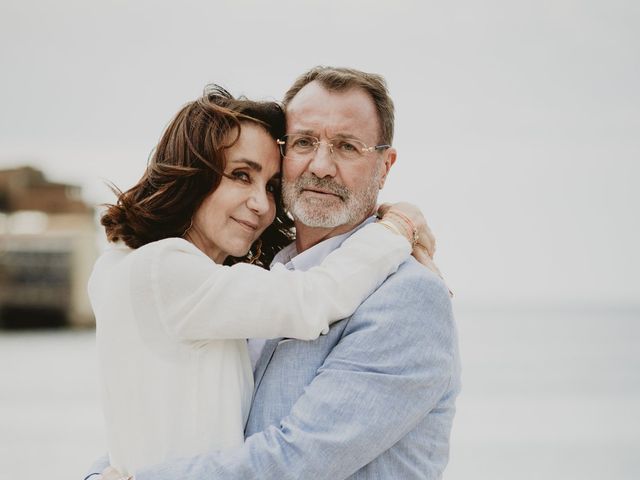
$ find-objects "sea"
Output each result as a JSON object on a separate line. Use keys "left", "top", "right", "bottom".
{"left": 1, "top": 307, "right": 638, "bottom": 480}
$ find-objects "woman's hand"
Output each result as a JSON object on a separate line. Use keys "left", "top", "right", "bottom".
{"left": 100, "top": 466, "right": 133, "bottom": 480}
{"left": 377, "top": 202, "right": 435, "bottom": 255}
{"left": 377, "top": 202, "right": 452, "bottom": 296}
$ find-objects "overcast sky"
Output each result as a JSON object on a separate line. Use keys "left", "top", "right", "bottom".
{"left": 1, "top": 0, "right": 638, "bottom": 308}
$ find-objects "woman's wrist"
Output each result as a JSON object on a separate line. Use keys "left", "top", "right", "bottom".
{"left": 376, "top": 218, "right": 404, "bottom": 238}
{"left": 376, "top": 214, "right": 418, "bottom": 247}
{"left": 384, "top": 210, "right": 418, "bottom": 246}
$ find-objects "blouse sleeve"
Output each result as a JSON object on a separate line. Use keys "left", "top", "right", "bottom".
{"left": 130, "top": 222, "right": 411, "bottom": 341}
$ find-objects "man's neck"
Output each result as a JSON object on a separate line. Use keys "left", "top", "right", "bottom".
{"left": 294, "top": 217, "right": 367, "bottom": 253}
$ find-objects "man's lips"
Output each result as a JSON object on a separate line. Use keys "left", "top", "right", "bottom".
{"left": 301, "top": 188, "right": 343, "bottom": 199}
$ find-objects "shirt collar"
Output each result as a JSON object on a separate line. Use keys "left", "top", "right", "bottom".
{"left": 271, "top": 216, "right": 377, "bottom": 272}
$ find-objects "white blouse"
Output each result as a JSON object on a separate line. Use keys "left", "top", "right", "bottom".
{"left": 88, "top": 222, "right": 410, "bottom": 475}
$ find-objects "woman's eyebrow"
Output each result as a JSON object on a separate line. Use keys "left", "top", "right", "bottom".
{"left": 230, "top": 159, "right": 262, "bottom": 172}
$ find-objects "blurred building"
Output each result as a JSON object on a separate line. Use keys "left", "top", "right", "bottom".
{"left": 0, "top": 166, "right": 98, "bottom": 329}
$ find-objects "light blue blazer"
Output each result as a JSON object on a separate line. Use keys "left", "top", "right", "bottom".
{"left": 132, "top": 257, "right": 461, "bottom": 479}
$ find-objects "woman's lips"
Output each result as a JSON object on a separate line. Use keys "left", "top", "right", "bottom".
{"left": 232, "top": 218, "right": 259, "bottom": 232}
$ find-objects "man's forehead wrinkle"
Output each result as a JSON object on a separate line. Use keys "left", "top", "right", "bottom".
{"left": 286, "top": 106, "right": 375, "bottom": 142}
{"left": 285, "top": 85, "right": 381, "bottom": 144}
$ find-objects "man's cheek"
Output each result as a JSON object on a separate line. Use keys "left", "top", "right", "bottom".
{"left": 282, "top": 160, "right": 301, "bottom": 183}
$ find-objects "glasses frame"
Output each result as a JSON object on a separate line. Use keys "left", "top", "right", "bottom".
{"left": 277, "top": 134, "right": 391, "bottom": 160}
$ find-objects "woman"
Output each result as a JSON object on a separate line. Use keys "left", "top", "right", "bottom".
{"left": 88, "top": 86, "right": 434, "bottom": 476}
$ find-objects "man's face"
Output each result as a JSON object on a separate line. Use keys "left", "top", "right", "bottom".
{"left": 282, "top": 81, "right": 396, "bottom": 228}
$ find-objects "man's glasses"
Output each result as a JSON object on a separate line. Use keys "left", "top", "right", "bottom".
{"left": 277, "top": 134, "right": 391, "bottom": 162}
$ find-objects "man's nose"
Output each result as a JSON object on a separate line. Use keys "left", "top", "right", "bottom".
{"left": 307, "top": 142, "right": 337, "bottom": 178}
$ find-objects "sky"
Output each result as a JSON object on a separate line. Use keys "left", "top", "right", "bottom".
{"left": 1, "top": 0, "right": 638, "bottom": 308}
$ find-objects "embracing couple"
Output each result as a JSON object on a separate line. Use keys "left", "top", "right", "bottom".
{"left": 87, "top": 66, "right": 460, "bottom": 480}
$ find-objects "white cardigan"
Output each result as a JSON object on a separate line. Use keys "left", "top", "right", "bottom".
{"left": 88, "top": 222, "right": 410, "bottom": 474}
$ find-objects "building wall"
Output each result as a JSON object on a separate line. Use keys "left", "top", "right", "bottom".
{"left": 0, "top": 167, "right": 98, "bottom": 328}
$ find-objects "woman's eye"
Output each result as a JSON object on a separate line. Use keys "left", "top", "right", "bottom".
{"left": 266, "top": 180, "right": 280, "bottom": 195}
{"left": 232, "top": 171, "right": 251, "bottom": 183}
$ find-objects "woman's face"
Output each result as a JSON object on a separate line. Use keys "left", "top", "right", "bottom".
{"left": 189, "top": 123, "right": 281, "bottom": 263}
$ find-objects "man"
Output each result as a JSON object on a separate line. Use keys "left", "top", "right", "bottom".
{"left": 99, "top": 66, "right": 460, "bottom": 479}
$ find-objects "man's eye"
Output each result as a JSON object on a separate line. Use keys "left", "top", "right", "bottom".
{"left": 292, "top": 137, "right": 315, "bottom": 149}
{"left": 337, "top": 141, "right": 358, "bottom": 153}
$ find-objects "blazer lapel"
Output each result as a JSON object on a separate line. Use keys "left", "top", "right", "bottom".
{"left": 252, "top": 338, "right": 281, "bottom": 393}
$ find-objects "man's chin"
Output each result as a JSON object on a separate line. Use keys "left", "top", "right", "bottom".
{"left": 290, "top": 204, "right": 350, "bottom": 229}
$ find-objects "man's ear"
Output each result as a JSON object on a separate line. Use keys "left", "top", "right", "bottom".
{"left": 378, "top": 148, "right": 397, "bottom": 189}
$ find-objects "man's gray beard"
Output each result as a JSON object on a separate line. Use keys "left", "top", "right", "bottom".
{"left": 282, "top": 165, "right": 381, "bottom": 228}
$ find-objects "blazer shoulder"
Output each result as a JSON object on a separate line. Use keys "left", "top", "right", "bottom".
{"left": 376, "top": 257, "right": 450, "bottom": 301}
{"left": 350, "top": 257, "right": 454, "bottom": 332}
{"left": 343, "top": 257, "right": 458, "bottom": 364}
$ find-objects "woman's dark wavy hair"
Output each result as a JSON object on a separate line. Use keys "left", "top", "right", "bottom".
{"left": 101, "top": 85, "right": 294, "bottom": 267}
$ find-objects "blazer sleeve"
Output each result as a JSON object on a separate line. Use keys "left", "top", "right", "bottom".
{"left": 129, "top": 223, "right": 410, "bottom": 341}
{"left": 132, "top": 267, "right": 459, "bottom": 480}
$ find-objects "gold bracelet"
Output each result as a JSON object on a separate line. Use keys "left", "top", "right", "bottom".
{"left": 384, "top": 211, "right": 419, "bottom": 247}
{"left": 385, "top": 210, "right": 415, "bottom": 235}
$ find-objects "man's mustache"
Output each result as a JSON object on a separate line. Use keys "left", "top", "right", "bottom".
{"left": 291, "top": 175, "right": 350, "bottom": 201}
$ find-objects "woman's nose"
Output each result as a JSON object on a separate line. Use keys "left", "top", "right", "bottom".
{"left": 247, "top": 187, "right": 270, "bottom": 215}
